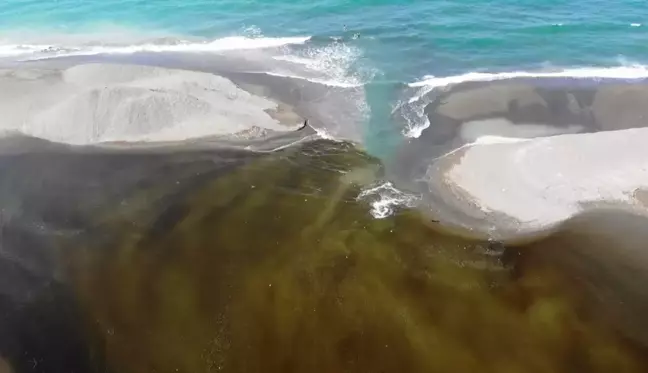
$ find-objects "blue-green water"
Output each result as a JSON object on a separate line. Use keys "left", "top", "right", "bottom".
{"left": 2, "top": 0, "right": 647, "bottom": 78}
{"left": 0, "top": 0, "right": 647, "bottom": 154}
{"left": 4, "top": 5, "right": 648, "bottom": 371}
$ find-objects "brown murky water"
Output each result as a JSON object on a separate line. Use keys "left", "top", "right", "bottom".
{"left": 1, "top": 140, "right": 647, "bottom": 373}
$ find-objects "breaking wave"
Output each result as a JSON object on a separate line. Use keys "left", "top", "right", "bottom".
{"left": 396, "top": 65, "right": 648, "bottom": 138}
{"left": 0, "top": 35, "right": 312, "bottom": 60}
{"left": 0, "top": 27, "right": 373, "bottom": 145}
{"left": 357, "top": 181, "right": 419, "bottom": 219}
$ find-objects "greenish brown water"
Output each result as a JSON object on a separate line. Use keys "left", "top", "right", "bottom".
{"left": 25, "top": 140, "right": 640, "bottom": 373}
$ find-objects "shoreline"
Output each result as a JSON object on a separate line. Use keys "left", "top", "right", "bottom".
{"left": 3, "top": 62, "right": 648, "bottom": 369}
{"left": 393, "top": 78, "right": 648, "bottom": 239}
{"left": 6, "top": 51, "right": 369, "bottom": 143}
{"left": 5, "top": 54, "right": 648, "bottom": 241}
{"left": 0, "top": 61, "right": 315, "bottom": 148}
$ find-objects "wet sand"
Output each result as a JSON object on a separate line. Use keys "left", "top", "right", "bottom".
{"left": 2, "top": 56, "right": 648, "bottom": 373}
{"left": 10, "top": 52, "right": 369, "bottom": 143}
{"left": 0, "top": 63, "right": 307, "bottom": 145}
{"left": 419, "top": 79, "right": 648, "bottom": 146}
{"left": 394, "top": 79, "right": 648, "bottom": 238}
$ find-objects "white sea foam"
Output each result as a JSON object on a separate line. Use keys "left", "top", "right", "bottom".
{"left": 409, "top": 66, "right": 648, "bottom": 90}
{"left": 312, "top": 127, "right": 342, "bottom": 141}
{"left": 472, "top": 135, "right": 531, "bottom": 145}
{"left": 0, "top": 35, "right": 311, "bottom": 59}
{"left": 0, "top": 28, "right": 373, "bottom": 143}
{"left": 357, "top": 182, "right": 419, "bottom": 219}
{"left": 263, "top": 71, "right": 363, "bottom": 88}
{"left": 261, "top": 40, "right": 370, "bottom": 142}
{"left": 272, "top": 41, "right": 373, "bottom": 88}
{"left": 400, "top": 65, "right": 648, "bottom": 138}
{"left": 0, "top": 44, "right": 53, "bottom": 57}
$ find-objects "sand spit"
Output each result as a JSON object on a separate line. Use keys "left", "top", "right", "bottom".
{"left": 390, "top": 79, "right": 648, "bottom": 238}
{"left": 416, "top": 80, "right": 648, "bottom": 147}
{"left": 424, "top": 127, "right": 648, "bottom": 237}
{"left": 0, "top": 63, "right": 306, "bottom": 145}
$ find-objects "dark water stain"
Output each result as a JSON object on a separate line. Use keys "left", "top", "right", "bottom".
{"left": 0, "top": 267, "right": 100, "bottom": 373}
{"left": 1, "top": 140, "right": 648, "bottom": 373}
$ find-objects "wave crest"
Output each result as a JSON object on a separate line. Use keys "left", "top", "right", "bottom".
{"left": 397, "top": 65, "right": 648, "bottom": 139}
{"left": 0, "top": 35, "right": 312, "bottom": 59}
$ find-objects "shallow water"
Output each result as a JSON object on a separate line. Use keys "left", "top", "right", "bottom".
{"left": 1, "top": 0, "right": 647, "bottom": 155}
{"left": 2, "top": 139, "right": 648, "bottom": 373}
{"left": 1, "top": 2, "right": 648, "bottom": 372}
{"left": 1, "top": 0, "right": 647, "bottom": 78}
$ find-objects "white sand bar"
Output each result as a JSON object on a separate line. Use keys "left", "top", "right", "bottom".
{"left": 432, "top": 128, "right": 648, "bottom": 228}
{"left": 0, "top": 63, "right": 304, "bottom": 144}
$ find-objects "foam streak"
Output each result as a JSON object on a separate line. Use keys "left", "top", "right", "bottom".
{"left": 0, "top": 36, "right": 311, "bottom": 59}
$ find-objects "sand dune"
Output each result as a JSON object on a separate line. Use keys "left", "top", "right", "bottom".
{"left": 0, "top": 63, "right": 305, "bottom": 145}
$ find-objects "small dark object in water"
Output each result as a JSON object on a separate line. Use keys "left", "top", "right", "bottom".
{"left": 487, "top": 240, "right": 505, "bottom": 252}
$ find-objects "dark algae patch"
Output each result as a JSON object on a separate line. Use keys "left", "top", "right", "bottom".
{"left": 45, "top": 141, "right": 644, "bottom": 373}
{"left": 1, "top": 140, "right": 647, "bottom": 372}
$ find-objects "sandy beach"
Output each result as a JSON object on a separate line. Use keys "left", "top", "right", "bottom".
{"left": 418, "top": 129, "right": 648, "bottom": 238}
{"left": 0, "top": 62, "right": 309, "bottom": 146}
{"left": 4, "top": 58, "right": 648, "bottom": 241}
{"left": 391, "top": 79, "right": 648, "bottom": 238}
{"left": 4, "top": 0, "right": 648, "bottom": 371}
{"left": 2, "top": 56, "right": 648, "bottom": 373}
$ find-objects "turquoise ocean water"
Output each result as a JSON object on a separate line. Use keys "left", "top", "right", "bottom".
{"left": 0, "top": 0, "right": 647, "bottom": 154}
